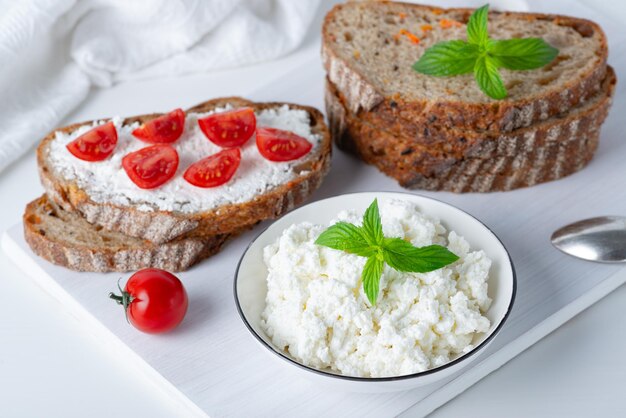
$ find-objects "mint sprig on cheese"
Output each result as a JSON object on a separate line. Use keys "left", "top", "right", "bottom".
{"left": 412, "top": 4, "right": 559, "bottom": 99}
{"left": 314, "top": 199, "right": 459, "bottom": 305}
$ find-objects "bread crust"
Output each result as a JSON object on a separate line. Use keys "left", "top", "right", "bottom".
{"left": 23, "top": 196, "right": 233, "bottom": 272}
{"left": 326, "top": 67, "right": 615, "bottom": 192}
{"left": 38, "top": 98, "right": 332, "bottom": 244}
{"left": 322, "top": 2, "right": 609, "bottom": 132}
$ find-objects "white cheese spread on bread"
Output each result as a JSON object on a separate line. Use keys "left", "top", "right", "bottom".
{"left": 47, "top": 105, "right": 321, "bottom": 213}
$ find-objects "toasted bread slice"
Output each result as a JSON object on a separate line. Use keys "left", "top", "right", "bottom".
{"left": 38, "top": 98, "right": 331, "bottom": 244}
{"left": 326, "top": 67, "right": 615, "bottom": 192}
{"left": 322, "top": 2, "right": 608, "bottom": 132}
{"left": 23, "top": 195, "right": 231, "bottom": 272}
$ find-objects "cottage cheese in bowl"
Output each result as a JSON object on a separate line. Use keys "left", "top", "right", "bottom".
{"left": 260, "top": 199, "right": 492, "bottom": 378}
{"left": 234, "top": 192, "right": 515, "bottom": 391}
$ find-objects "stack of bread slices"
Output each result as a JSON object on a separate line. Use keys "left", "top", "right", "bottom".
{"left": 322, "top": 2, "right": 615, "bottom": 192}
{"left": 24, "top": 98, "right": 331, "bottom": 272}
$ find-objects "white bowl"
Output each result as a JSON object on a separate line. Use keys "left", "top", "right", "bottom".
{"left": 234, "top": 192, "right": 516, "bottom": 392}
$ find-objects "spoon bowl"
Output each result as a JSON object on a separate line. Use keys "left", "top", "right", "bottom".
{"left": 551, "top": 216, "right": 626, "bottom": 263}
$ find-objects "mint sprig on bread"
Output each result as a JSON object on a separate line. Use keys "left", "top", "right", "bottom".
{"left": 413, "top": 4, "right": 559, "bottom": 99}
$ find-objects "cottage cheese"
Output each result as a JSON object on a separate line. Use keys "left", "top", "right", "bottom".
{"left": 261, "top": 199, "right": 492, "bottom": 378}
{"left": 47, "top": 105, "right": 321, "bottom": 213}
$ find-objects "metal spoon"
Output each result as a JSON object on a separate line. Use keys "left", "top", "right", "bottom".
{"left": 551, "top": 216, "right": 626, "bottom": 263}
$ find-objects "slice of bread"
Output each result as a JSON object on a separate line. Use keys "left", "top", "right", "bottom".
{"left": 38, "top": 98, "right": 331, "bottom": 244}
{"left": 326, "top": 66, "right": 615, "bottom": 192}
{"left": 24, "top": 195, "right": 231, "bottom": 272}
{"left": 354, "top": 135, "right": 599, "bottom": 192}
{"left": 322, "top": 2, "right": 608, "bottom": 132}
{"left": 327, "top": 66, "right": 615, "bottom": 161}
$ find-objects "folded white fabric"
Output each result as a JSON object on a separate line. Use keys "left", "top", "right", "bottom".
{"left": 0, "top": 0, "right": 321, "bottom": 174}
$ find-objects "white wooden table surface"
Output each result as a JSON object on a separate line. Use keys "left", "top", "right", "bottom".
{"left": 2, "top": 1, "right": 626, "bottom": 417}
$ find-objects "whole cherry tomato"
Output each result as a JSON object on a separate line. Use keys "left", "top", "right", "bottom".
{"left": 109, "top": 268, "right": 188, "bottom": 334}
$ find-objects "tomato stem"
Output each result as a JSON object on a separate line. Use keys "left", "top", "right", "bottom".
{"left": 109, "top": 278, "right": 134, "bottom": 324}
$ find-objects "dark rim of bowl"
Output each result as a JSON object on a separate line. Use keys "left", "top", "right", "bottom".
{"left": 233, "top": 191, "right": 517, "bottom": 382}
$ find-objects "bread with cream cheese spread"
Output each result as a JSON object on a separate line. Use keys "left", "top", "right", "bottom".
{"left": 36, "top": 97, "right": 332, "bottom": 244}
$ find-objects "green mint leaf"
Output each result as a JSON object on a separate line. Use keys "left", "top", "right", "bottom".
{"left": 362, "top": 254, "right": 384, "bottom": 306}
{"left": 315, "top": 222, "right": 377, "bottom": 257}
{"left": 474, "top": 55, "right": 507, "bottom": 99}
{"left": 316, "top": 199, "right": 460, "bottom": 306}
{"left": 361, "top": 198, "right": 384, "bottom": 246}
{"left": 489, "top": 38, "right": 559, "bottom": 70}
{"left": 467, "top": 4, "right": 490, "bottom": 47}
{"left": 382, "top": 238, "right": 459, "bottom": 273}
{"left": 412, "top": 40, "right": 479, "bottom": 76}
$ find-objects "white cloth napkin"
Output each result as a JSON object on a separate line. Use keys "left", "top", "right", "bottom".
{"left": 0, "top": 0, "right": 321, "bottom": 174}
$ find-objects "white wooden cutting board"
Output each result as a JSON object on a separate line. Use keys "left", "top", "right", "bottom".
{"left": 4, "top": 23, "right": 626, "bottom": 418}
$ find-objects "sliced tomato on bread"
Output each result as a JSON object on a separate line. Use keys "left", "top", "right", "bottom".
{"left": 122, "top": 145, "right": 179, "bottom": 189}
{"left": 132, "top": 109, "right": 185, "bottom": 144}
{"left": 256, "top": 127, "right": 312, "bottom": 162}
{"left": 66, "top": 122, "right": 118, "bottom": 161}
{"left": 198, "top": 108, "right": 256, "bottom": 148}
{"left": 184, "top": 148, "right": 241, "bottom": 188}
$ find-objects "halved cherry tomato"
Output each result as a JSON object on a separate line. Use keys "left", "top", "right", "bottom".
{"left": 109, "top": 268, "right": 188, "bottom": 334}
{"left": 256, "top": 127, "right": 312, "bottom": 162}
{"left": 184, "top": 148, "right": 241, "bottom": 188}
{"left": 122, "top": 145, "right": 179, "bottom": 189}
{"left": 198, "top": 108, "right": 256, "bottom": 148}
{"left": 132, "top": 108, "right": 185, "bottom": 144}
{"left": 66, "top": 121, "right": 118, "bottom": 161}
